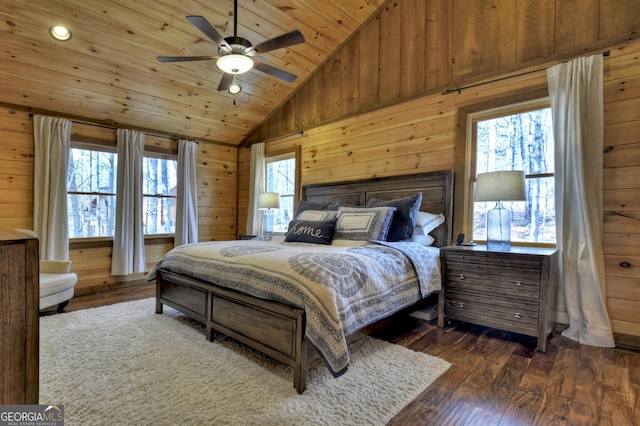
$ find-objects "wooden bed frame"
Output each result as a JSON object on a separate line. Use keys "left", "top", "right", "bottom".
{"left": 155, "top": 170, "right": 453, "bottom": 393}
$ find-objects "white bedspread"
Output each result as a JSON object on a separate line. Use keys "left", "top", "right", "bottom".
{"left": 149, "top": 238, "right": 441, "bottom": 376}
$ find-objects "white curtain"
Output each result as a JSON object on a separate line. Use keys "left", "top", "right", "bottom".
{"left": 174, "top": 140, "right": 198, "bottom": 247}
{"left": 111, "top": 129, "right": 146, "bottom": 275}
{"left": 547, "top": 54, "right": 615, "bottom": 347}
{"left": 33, "top": 115, "right": 72, "bottom": 260}
{"left": 246, "top": 142, "right": 266, "bottom": 235}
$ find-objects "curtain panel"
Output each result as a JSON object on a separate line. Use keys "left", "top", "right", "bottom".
{"left": 547, "top": 54, "right": 615, "bottom": 347}
{"left": 174, "top": 140, "right": 198, "bottom": 247}
{"left": 33, "top": 115, "right": 72, "bottom": 260}
{"left": 111, "top": 129, "right": 146, "bottom": 275}
{"left": 247, "top": 142, "right": 266, "bottom": 235}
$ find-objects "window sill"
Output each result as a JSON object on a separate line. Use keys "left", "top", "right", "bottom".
{"left": 69, "top": 235, "right": 174, "bottom": 249}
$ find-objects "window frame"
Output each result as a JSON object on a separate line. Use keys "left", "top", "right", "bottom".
{"left": 265, "top": 146, "right": 301, "bottom": 234}
{"left": 464, "top": 98, "right": 556, "bottom": 248}
{"left": 67, "top": 134, "right": 179, "bottom": 243}
{"left": 67, "top": 140, "right": 118, "bottom": 241}
{"left": 142, "top": 151, "right": 178, "bottom": 236}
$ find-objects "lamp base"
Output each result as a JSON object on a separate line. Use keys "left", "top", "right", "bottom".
{"left": 262, "top": 210, "right": 274, "bottom": 240}
{"left": 486, "top": 201, "right": 512, "bottom": 251}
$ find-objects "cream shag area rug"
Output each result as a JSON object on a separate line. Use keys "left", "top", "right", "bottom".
{"left": 40, "top": 298, "right": 450, "bottom": 426}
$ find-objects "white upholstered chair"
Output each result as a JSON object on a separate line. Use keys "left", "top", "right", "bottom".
{"left": 39, "top": 259, "right": 78, "bottom": 312}
{"left": 15, "top": 229, "right": 78, "bottom": 312}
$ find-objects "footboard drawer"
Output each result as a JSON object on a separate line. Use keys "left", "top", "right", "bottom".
{"left": 159, "top": 279, "right": 208, "bottom": 322}
{"left": 211, "top": 295, "right": 301, "bottom": 360}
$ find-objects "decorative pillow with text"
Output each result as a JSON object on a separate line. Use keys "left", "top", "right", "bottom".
{"left": 284, "top": 219, "right": 336, "bottom": 245}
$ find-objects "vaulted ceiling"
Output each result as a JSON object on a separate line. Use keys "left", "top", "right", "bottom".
{"left": 0, "top": 0, "right": 386, "bottom": 144}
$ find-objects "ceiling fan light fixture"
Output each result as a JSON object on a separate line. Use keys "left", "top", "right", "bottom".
{"left": 228, "top": 82, "right": 242, "bottom": 94}
{"left": 49, "top": 25, "right": 72, "bottom": 41}
{"left": 216, "top": 54, "right": 253, "bottom": 74}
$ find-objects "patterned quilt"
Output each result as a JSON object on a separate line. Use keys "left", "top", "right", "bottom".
{"left": 149, "top": 238, "right": 441, "bottom": 376}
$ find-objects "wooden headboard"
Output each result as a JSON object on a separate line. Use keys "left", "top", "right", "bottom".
{"left": 302, "top": 170, "right": 454, "bottom": 247}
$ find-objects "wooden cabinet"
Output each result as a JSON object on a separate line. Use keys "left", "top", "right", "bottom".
{"left": 438, "top": 245, "right": 558, "bottom": 352}
{"left": 0, "top": 229, "right": 39, "bottom": 403}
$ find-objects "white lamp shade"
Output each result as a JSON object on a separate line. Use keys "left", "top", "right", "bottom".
{"left": 216, "top": 54, "right": 254, "bottom": 74}
{"left": 474, "top": 171, "right": 526, "bottom": 202}
{"left": 258, "top": 192, "right": 280, "bottom": 210}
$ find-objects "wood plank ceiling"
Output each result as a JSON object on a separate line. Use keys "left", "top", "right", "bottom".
{"left": 0, "top": 0, "right": 386, "bottom": 145}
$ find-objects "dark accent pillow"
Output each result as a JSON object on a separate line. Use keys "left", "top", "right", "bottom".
{"left": 284, "top": 219, "right": 336, "bottom": 245}
{"left": 293, "top": 200, "right": 338, "bottom": 218}
{"left": 366, "top": 193, "right": 423, "bottom": 241}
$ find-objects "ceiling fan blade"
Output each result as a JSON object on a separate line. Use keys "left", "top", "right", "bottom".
{"left": 186, "top": 15, "right": 231, "bottom": 50}
{"left": 248, "top": 30, "right": 305, "bottom": 55}
{"left": 157, "top": 55, "right": 218, "bottom": 63}
{"left": 252, "top": 60, "right": 298, "bottom": 83}
{"left": 217, "top": 73, "right": 234, "bottom": 91}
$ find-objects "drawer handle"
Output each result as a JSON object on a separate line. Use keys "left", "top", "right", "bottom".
{"left": 458, "top": 303, "right": 465, "bottom": 308}
{"left": 458, "top": 274, "right": 465, "bottom": 280}
{"left": 514, "top": 313, "right": 522, "bottom": 319}
{"left": 515, "top": 280, "right": 523, "bottom": 286}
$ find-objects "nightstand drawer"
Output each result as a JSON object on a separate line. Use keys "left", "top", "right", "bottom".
{"left": 445, "top": 289, "right": 539, "bottom": 336}
{"left": 444, "top": 251, "right": 544, "bottom": 270}
{"left": 444, "top": 262, "right": 541, "bottom": 300}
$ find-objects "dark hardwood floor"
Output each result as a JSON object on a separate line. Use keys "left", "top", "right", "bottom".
{"left": 60, "top": 285, "right": 639, "bottom": 425}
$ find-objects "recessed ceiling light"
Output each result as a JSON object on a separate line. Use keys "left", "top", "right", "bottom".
{"left": 49, "top": 25, "right": 72, "bottom": 41}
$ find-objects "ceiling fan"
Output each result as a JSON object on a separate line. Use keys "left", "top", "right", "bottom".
{"left": 157, "top": 0, "right": 305, "bottom": 93}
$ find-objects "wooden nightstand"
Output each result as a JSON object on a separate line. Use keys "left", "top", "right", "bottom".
{"left": 438, "top": 245, "right": 558, "bottom": 352}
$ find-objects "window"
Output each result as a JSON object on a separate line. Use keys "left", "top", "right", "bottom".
{"left": 265, "top": 149, "right": 298, "bottom": 233}
{"left": 143, "top": 155, "right": 177, "bottom": 235}
{"left": 468, "top": 99, "right": 556, "bottom": 245}
{"left": 67, "top": 145, "right": 117, "bottom": 238}
{"left": 67, "top": 141, "right": 178, "bottom": 238}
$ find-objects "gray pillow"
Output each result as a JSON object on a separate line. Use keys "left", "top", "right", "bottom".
{"left": 334, "top": 206, "right": 396, "bottom": 241}
{"left": 293, "top": 200, "right": 338, "bottom": 217}
{"left": 285, "top": 219, "right": 336, "bottom": 245}
{"left": 367, "top": 193, "right": 423, "bottom": 241}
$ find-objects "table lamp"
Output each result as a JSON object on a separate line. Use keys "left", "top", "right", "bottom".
{"left": 258, "top": 192, "right": 280, "bottom": 239}
{"left": 474, "top": 171, "right": 525, "bottom": 250}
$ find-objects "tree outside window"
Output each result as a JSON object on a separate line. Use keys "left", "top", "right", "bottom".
{"left": 266, "top": 155, "right": 296, "bottom": 233}
{"left": 471, "top": 101, "right": 556, "bottom": 245}
{"left": 143, "top": 156, "right": 177, "bottom": 235}
{"left": 67, "top": 146, "right": 177, "bottom": 238}
{"left": 67, "top": 147, "right": 117, "bottom": 238}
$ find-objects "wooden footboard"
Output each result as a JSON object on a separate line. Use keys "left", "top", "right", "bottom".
{"left": 156, "top": 270, "right": 310, "bottom": 393}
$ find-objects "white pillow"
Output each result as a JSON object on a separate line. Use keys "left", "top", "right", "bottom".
{"left": 415, "top": 211, "right": 445, "bottom": 233}
{"left": 410, "top": 233, "right": 435, "bottom": 246}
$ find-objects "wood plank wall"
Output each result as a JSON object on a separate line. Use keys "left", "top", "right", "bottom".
{"left": 0, "top": 109, "right": 237, "bottom": 294}
{"left": 238, "top": 0, "right": 640, "bottom": 339}
{"left": 246, "top": 0, "right": 640, "bottom": 144}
